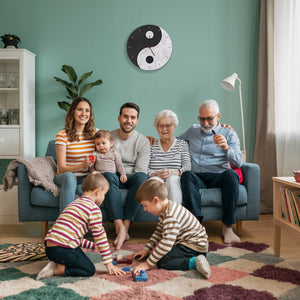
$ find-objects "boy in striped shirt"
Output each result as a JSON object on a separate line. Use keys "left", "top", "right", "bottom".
{"left": 133, "top": 179, "right": 210, "bottom": 279}
{"left": 36, "top": 172, "right": 125, "bottom": 280}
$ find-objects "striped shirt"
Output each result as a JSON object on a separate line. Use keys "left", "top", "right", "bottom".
{"left": 144, "top": 201, "right": 208, "bottom": 267}
{"left": 45, "top": 196, "right": 112, "bottom": 264}
{"left": 148, "top": 138, "right": 191, "bottom": 175}
{"left": 55, "top": 128, "right": 98, "bottom": 177}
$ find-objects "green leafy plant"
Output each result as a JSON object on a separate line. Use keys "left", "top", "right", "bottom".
{"left": 54, "top": 65, "right": 103, "bottom": 111}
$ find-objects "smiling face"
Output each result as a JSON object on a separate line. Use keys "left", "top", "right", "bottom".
{"left": 198, "top": 106, "right": 221, "bottom": 133}
{"left": 74, "top": 101, "right": 91, "bottom": 127}
{"left": 118, "top": 107, "right": 139, "bottom": 134}
{"left": 95, "top": 137, "right": 113, "bottom": 154}
{"left": 156, "top": 117, "right": 176, "bottom": 141}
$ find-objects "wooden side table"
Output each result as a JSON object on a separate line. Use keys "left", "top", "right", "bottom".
{"left": 273, "top": 177, "right": 300, "bottom": 256}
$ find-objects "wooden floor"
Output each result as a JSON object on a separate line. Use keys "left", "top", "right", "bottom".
{"left": 1, "top": 214, "right": 299, "bottom": 267}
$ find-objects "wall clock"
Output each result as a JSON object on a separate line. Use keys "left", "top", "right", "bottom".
{"left": 127, "top": 25, "right": 172, "bottom": 71}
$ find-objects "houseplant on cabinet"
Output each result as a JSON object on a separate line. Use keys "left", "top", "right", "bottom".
{"left": 54, "top": 65, "right": 103, "bottom": 112}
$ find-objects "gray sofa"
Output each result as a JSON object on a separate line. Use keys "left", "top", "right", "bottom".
{"left": 17, "top": 140, "right": 260, "bottom": 238}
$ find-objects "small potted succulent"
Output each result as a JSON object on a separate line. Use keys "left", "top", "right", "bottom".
{"left": 54, "top": 65, "right": 103, "bottom": 112}
{"left": 1, "top": 34, "right": 21, "bottom": 48}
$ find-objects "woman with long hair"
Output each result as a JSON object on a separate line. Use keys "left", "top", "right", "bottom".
{"left": 54, "top": 97, "right": 99, "bottom": 212}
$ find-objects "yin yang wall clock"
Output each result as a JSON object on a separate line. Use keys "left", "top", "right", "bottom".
{"left": 127, "top": 25, "right": 172, "bottom": 71}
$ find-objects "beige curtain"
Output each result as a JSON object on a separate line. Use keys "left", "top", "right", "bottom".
{"left": 253, "top": 0, "right": 277, "bottom": 213}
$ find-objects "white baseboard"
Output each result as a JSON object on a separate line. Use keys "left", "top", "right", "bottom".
{"left": 0, "top": 185, "right": 20, "bottom": 224}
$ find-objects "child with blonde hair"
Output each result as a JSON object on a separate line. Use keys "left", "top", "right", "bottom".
{"left": 133, "top": 179, "right": 211, "bottom": 279}
{"left": 89, "top": 130, "right": 127, "bottom": 183}
{"left": 36, "top": 172, "right": 125, "bottom": 280}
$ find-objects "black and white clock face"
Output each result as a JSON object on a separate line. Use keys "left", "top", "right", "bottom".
{"left": 127, "top": 25, "right": 172, "bottom": 71}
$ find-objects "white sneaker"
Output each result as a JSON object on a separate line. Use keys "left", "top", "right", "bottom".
{"left": 36, "top": 261, "right": 56, "bottom": 280}
{"left": 195, "top": 255, "right": 211, "bottom": 279}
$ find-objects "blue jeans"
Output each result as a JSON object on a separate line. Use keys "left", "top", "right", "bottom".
{"left": 180, "top": 170, "right": 239, "bottom": 224}
{"left": 54, "top": 172, "right": 85, "bottom": 213}
{"left": 101, "top": 172, "right": 147, "bottom": 221}
{"left": 46, "top": 245, "right": 95, "bottom": 277}
{"left": 157, "top": 244, "right": 206, "bottom": 270}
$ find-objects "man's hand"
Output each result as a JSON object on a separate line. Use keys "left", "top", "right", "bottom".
{"left": 147, "top": 136, "right": 156, "bottom": 145}
{"left": 213, "top": 134, "right": 229, "bottom": 151}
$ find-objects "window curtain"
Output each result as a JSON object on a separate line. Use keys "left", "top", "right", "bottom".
{"left": 274, "top": 0, "right": 300, "bottom": 176}
{"left": 253, "top": 0, "right": 277, "bottom": 213}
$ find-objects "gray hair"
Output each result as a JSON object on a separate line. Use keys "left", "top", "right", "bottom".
{"left": 154, "top": 110, "right": 178, "bottom": 129}
{"left": 199, "top": 99, "right": 220, "bottom": 113}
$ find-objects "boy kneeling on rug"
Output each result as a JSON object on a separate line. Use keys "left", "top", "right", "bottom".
{"left": 36, "top": 172, "right": 125, "bottom": 280}
{"left": 133, "top": 179, "right": 211, "bottom": 279}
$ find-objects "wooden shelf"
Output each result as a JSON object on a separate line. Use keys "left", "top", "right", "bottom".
{"left": 273, "top": 176, "right": 300, "bottom": 256}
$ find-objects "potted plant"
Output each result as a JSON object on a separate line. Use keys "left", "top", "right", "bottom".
{"left": 54, "top": 65, "right": 103, "bottom": 111}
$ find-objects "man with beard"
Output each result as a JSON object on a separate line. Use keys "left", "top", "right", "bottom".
{"left": 104, "top": 102, "right": 150, "bottom": 250}
{"left": 179, "top": 99, "right": 243, "bottom": 244}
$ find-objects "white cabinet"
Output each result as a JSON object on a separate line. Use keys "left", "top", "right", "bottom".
{"left": 0, "top": 49, "right": 35, "bottom": 158}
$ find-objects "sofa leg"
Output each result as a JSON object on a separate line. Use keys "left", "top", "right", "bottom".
{"left": 41, "top": 222, "right": 48, "bottom": 240}
{"left": 236, "top": 220, "right": 242, "bottom": 236}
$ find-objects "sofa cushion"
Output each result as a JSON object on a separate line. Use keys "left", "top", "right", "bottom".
{"left": 31, "top": 187, "right": 59, "bottom": 208}
{"left": 199, "top": 185, "right": 247, "bottom": 207}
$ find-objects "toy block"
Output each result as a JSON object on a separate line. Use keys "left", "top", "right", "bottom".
{"left": 132, "top": 270, "right": 148, "bottom": 282}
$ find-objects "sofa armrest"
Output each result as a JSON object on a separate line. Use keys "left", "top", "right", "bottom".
{"left": 241, "top": 163, "right": 260, "bottom": 219}
{"left": 17, "top": 165, "right": 33, "bottom": 221}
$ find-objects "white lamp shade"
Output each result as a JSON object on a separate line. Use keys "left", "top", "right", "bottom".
{"left": 220, "top": 73, "right": 238, "bottom": 91}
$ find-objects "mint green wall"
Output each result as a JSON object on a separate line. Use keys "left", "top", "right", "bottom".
{"left": 0, "top": 0, "right": 259, "bottom": 178}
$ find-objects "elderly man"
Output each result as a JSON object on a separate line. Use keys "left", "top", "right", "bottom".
{"left": 179, "top": 99, "right": 243, "bottom": 244}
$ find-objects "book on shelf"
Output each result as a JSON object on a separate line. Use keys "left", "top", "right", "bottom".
{"left": 279, "top": 186, "right": 288, "bottom": 220}
{"left": 279, "top": 186, "right": 300, "bottom": 227}
{"left": 285, "top": 188, "right": 300, "bottom": 225}
{"left": 291, "top": 190, "right": 300, "bottom": 224}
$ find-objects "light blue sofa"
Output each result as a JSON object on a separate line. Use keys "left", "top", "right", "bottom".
{"left": 17, "top": 140, "right": 260, "bottom": 238}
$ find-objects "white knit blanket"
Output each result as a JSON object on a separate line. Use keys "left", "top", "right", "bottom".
{"left": 2, "top": 157, "right": 59, "bottom": 196}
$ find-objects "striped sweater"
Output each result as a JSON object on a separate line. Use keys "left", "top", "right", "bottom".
{"left": 148, "top": 138, "right": 191, "bottom": 175}
{"left": 55, "top": 128, "right": 98, "bottom": 177}
{"left": 45, "top": 196, "right": 112, "bottom": 264}
{"left": 144, "top": 201, "right": 208, "bottom": 267}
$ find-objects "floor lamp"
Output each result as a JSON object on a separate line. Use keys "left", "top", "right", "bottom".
{"left": 221, "top": 73, "right": 246, "bottom": 162}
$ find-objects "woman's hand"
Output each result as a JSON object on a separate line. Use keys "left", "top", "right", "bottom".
{"left": 105, "top": 262, "right": 126, "bottom": 275}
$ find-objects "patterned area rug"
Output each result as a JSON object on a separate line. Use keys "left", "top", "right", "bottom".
{"left": 0, "top": 241, "right": 300, "bottom": 299}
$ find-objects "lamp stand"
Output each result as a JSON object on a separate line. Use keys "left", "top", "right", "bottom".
{"left": 237, "top": 77, "right": 246, "bottom": 162}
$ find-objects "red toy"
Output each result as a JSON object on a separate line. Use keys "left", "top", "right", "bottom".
{"left": 88, "top": 155, "right": 95, "bottom": 163}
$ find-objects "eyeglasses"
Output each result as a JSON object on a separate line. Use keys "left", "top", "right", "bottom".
{"left": 197, "top": 114, "right": 218, "bottom": 123}
{"left": 157, "top": 123, "right": 174, "bottom": 129}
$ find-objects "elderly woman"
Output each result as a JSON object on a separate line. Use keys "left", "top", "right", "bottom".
{"left": 148, "top": 110, "right": 191, "bottom": 204}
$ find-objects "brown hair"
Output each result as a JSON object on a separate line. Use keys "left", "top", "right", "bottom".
{"left": 93, "top": 130, "right": 112, "bottom": 142}
{"left": 136, "top": 179, "right": 168, "bottom": 204}
{"left": 81, "top": 172, "right": 109, "bottom": 192}
{"left": 119, "top": 102, "right": 140, "bottom": 118}
{"left": 65, "top": 97, "right": 95, "bottom": 142}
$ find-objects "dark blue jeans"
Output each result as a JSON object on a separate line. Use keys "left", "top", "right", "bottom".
{"left": 180, "top": 169, "right": 239, "bottom": 224}
{"left": 46, "top": 246, "right": 95, "bottom": 277}
{"left": 157, "top": 244, "right": 206, "bottom": 270}
{"left": 101, "top": 172, "right": 147, "bottom": 221}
